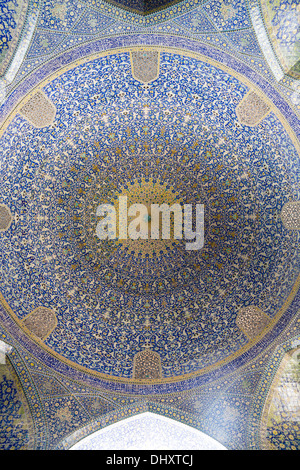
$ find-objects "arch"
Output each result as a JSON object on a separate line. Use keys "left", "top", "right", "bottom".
{"left": 248, "top": 334, "right": 300, "bottom": 449}
{"left": 0, "top": 0, "right": 42, "bottom": 105}
{"left": 258, "top": 0, "right": 300, "bottom": 80}
{"left": 249, "top": 2, "right": 284, "bottom": 81}
{"left": 56, "top": 401, "right": 228, "bottom": 449}
{"left": 0, "top": 0, "right": 30, "bottom": 77}
{"left": 259, "top": 342, "right": 300, "bottom": 450}
{"left": 69, "top": 412, "right": 227, "bottom": 450}
{"left": 0, "top": 339, "right": 13, "bottom": 364}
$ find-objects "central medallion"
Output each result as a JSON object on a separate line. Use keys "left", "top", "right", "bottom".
{"left": 76, "top": 153, "right": 209, "bottom": 297}
{"left": 108, "top": 178, "right": 184, "bottom": 257}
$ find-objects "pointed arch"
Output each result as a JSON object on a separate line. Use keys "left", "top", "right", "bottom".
{"left": 68, "top": 411, "right": 227, "bottom": 450}
{"left": 56, "top": 402, "right": 227, "bottom": 450}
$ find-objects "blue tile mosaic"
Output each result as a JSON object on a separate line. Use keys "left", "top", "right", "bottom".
{"left": 0, "top": 0, "right": 19, "bottom": 56}
{"left": 0, "top": 50, "right": 299, "bottom": 382}
{"left": 0, "top": 0, "right": 299, "bottom": 451}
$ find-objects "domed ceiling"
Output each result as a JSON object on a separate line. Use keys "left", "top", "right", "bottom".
{"left": 0, "top": 46, "right": 299, "bottom": 383}
{"left": 0, "top": 0, "right": 299, "bottom": 451}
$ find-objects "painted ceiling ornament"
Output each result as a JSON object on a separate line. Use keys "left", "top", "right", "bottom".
{"left": 220, "top": 2, "right": 237, "bottom": 20}
{"left": 236, "top": 305, "right": 270, "bottom": 340}
{"left": 131, "top": 50, "right": 160, "bottom": 84}
{"left": 51, "top": 0, "right": 68, "bottom": 21}
{"left": 0, "top": 204, "right": 13, "bottom": 232}
{"left": 19, "top": 90, "right": 56, "bottom": 128}
{"left": 280, "top": 201, "right": 300, "bottom": 230}
{"left": 21, "top": 307, "right": 57, "bottom": 340}
{"left": 236, "top": 90, "right": 270, "bottom": 126}
{"left": 133, "top": 348, "right": 162, "bottom": 379}
{"left": 0, "top": 49, "right": 299, "bottom": 383}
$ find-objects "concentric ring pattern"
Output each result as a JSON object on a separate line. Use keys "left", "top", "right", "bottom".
{"left": 0, "top": 50, "right": 299, "bottom": 380}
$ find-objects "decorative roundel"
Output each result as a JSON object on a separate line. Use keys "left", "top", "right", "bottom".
{"left": 0, "top": 204, "right": 12, "bottom": 232}
{"left": 0, "top": 49, "right": 299, "bottom": 381}
{"left": 280, "top": 201, "right": 300, "bottom": 230}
